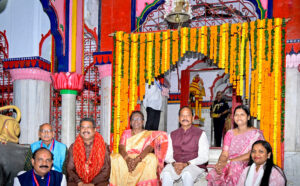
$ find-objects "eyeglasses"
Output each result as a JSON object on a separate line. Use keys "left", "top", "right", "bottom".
{"left": 131, "top": 118, "right": 143, "bottom": 121}
{"left": 40, "top": 129, "right": 53, "bottom": 133}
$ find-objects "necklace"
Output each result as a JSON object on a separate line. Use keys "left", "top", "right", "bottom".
{"left": 32, "top": 170, "right": 50, "bottom": 186}
{"left": 41, "top": 139, "right": 55, "bottom": 152}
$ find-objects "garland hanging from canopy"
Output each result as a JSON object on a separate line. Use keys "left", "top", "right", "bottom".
{"left": 112, "top": 18, "right": 286, "bottom": 167}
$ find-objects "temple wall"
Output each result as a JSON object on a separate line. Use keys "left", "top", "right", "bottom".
{"left": 284, "top": 68, "right": 300, "bottom": 185}
{"left": 0, "top": 0, "right": 49, "bottom": 58}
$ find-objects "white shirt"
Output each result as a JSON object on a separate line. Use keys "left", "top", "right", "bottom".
{"left": 143, "top": 80, "right": 163, "bottom": 110}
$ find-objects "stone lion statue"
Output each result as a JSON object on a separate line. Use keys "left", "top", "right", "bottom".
{"left": 0, "top": 105, "right": 21, "bottom": 143}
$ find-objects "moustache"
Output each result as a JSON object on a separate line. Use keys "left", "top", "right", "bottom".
{"left": 181, "top": 119, "right": 189, "bottom": 122}
{"left": 83, "top": 131, "right": 90, "bottom": 134}
{"left": 39, "top": 165, "right": 49, "bottom": 169}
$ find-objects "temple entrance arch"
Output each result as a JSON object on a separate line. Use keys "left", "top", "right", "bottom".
{"left": 112, "top": 19, "right": 286, "bottom": 167}
{"left": 167, "top": 58, "right": 234, "bottom": 146}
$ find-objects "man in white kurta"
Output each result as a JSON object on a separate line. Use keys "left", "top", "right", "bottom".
{"left": 160, "top": 106, "right": 209, "bottom": 186}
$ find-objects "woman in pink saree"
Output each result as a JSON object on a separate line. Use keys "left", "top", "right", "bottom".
{"left": 206, "top": 105, "right": 265, "bottom": 186}
{"left": 110, "top": 111, "right": 168, "bottom": 186}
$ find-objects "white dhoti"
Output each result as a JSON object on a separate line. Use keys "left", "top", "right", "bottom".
{"left": 160, "top": 164, "right": 206, "bottom": 186}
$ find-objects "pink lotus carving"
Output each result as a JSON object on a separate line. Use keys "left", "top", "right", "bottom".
{"left": 51, "top": 72, "right": 84, "bottom": 92}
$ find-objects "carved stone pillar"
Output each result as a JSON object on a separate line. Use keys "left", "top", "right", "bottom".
{"left": 51, "top": 72, "right": 84, "bottom": 147}
{"left": 10, "top": 68, "right": 51, "bottom": 144}
{"left": 2, "top": 57, "right": 51, "bottom": 144}
{"left": 96, "top": 64, "right": 111, "bottom": 144}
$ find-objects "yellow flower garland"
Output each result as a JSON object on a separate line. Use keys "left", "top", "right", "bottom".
{"left": 114, "top": 31, "right": 123, "bottom": 151}
{"left": 146, "top": 33, "right": 154, "bottom": 84}
{"left": 139, "top": 33, "right": 146, "bottom": 101}
{"left": 172, "top": 30, "right": 179, "bottom": 64}
{"left": 112, "top": 19, "right": 285, "bottom": 167}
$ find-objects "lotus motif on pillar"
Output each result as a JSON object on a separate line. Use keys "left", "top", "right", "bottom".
{"left": 51, "top": 72, "right": 84, "bottom": 92}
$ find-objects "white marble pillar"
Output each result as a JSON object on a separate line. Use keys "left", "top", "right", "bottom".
{"left": 61, "top": 90, "right": 77, "bottom": 147}
{"left": 51, "top": 72, "right": 84, "bottom": 147}
{"left": 97, "top": 64, "right": 111, "bottom": 144}
{"left": 10, "top": 68, "right": 51, "bottom": 144}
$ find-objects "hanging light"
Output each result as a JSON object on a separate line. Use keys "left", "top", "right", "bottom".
{"left": 164, "top": 0, "right": 191, "bottom": 24}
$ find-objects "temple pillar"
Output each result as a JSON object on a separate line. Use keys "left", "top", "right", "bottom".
{"left": 96, "top": 64, "right": 111, "bottom": 144}
{"left": 51, "top": 72, "right": 84, "bottom": 147}
{"left": 9, "top": 68, "right": 51, "bottom": 144}
{"left": 61, "top": 90, "right": 77, "bottom": 147}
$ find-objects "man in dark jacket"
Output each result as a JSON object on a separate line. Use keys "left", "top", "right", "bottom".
{"left": 14, "top": 147, "right": 66, "bottom": 186}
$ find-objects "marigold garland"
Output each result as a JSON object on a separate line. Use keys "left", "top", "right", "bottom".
{"left": 169, "top": 31, "right": 173, "bottom": 69}
{"left": 257, "top": 19, "right": 264, "bottom": 120}
{"left": 137, "top": 34, "right": 140, "bottom": 86}
{"left": 210, "top": 26, "right": 216, "bottom": 61}
{"left": 271, "top": 18, "right": 275, "bottom": 72}
{"left": 111, "top": 19, "right": 286, "bottom": 167}
{"left": 155, "top": 32, "right": 160, "bottom": 77}
{"left": 191, "top": 28, "right": 197, "bottom": 52}
{"left": 152, "top": 33, "right": 155, "bottom": 79}
{"left": 188, "top": 27, "right": 191, "bottom": 52}
{"left": 207, "top": 27, "right": 211, "bottom": 58}
{"left": 172, "top": 30, "right": 179, "bottom": 64}
{"left": 227, "top": 24, "right": 231, "bottom": 74}
{"left": 146, "top": 33, "right": 153, "bottom": 84}
{"left": 216, "top": 25, "right": 221, "bottom": 66}
{"left": 280, "top": 19, "right": 286, "bottom": 168}
{"left": 139, "top": 33, "right": 146, "bottom": 101}
{"left": 111, "top": 33, "right": 116, "bottom": 134}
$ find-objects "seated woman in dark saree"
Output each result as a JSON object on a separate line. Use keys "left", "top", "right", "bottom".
{"left": 110, "top": 111, "right": 168, "bottom": 186}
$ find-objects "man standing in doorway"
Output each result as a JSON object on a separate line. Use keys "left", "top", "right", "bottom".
{"left": 210, "top": 91, "right": 229, "bottom": 147}
{"left": 143, "top": 78, "right": 162, "bottom": 130}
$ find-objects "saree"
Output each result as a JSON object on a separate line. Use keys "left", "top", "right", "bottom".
{"left": 206, "top": 129, "right": 264, "bottom": 186}
{"left": 110, "top": 130, "right": 168, "bottom": 186}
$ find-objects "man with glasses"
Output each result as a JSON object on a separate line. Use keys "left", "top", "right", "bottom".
{"left": 24, "top": 123, "right": 67, "bottom": 173}
{"left": 66, "top": 118, "right": 110, "bottom": 186}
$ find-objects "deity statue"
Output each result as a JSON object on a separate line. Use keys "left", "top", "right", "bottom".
{"left": 189, "top": 74, "right": 205, "bottom": 124}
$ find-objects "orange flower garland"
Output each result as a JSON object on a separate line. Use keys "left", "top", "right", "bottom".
{"left": 112, "top": 19, "right": 286, "bottom": 167}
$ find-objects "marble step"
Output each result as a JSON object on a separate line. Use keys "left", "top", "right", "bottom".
{"left": 208, "top": 147, "right": 222, "bottom": 171}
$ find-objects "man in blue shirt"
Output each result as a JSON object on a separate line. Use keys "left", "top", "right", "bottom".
{"left": 24, "top": 123, "right": 67, "bottom": 173}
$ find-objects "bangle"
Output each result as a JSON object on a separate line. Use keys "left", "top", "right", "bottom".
{"left": 227, "top": 159, "right": 231, "bottom": 164}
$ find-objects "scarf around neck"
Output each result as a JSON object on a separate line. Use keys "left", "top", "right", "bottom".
{"left": 73, "top": 132, "right": 106, "bottom": 183}
{"left": 245, "top": 163, "right": 265, "bottom": 186}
